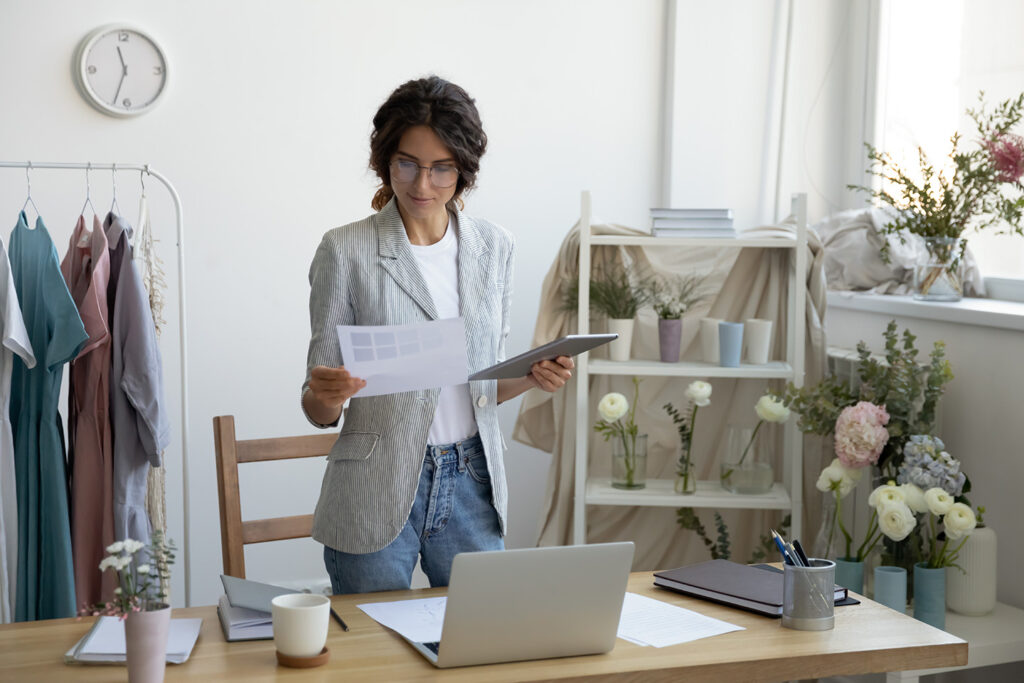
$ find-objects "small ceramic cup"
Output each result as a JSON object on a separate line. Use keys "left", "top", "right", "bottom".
{"left": 271, "top": 593, "right": 330, "bottom": 658}
{"left": 699, "top": 317, "right": 723, "bottom": 363}
{"left": 744, "top": 318, "right": 773, "bottom": 365}
{"left": 718, "top": 321, "right": 744, "bottom": 368}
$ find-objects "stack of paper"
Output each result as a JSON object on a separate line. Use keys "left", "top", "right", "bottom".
{"left": 650, "top": 208, "right": 736, "bottom": 238}
{"left": 217, "top": 595, "right": 273, "bottom": 641}
{"left": 616, "top": 593, "right": 743, "bottom": 648}
{"left": 64, "top": 616, "right": 203, "bottom": 665}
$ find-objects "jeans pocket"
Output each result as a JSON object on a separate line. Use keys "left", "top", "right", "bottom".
{"left": 464, "top": 452, "right": 491, "bottom": 485}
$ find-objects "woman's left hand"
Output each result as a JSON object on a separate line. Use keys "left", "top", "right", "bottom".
{"left": 526, "top": 355, "right": 574, "bottom": 393}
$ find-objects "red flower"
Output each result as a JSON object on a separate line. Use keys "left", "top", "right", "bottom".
{"left": 987, "top": 133, "right": 1024, "bottom": 183}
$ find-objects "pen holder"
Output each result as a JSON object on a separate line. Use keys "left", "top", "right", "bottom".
{"left": 782, "top": 559, "right": 836, "bottom": 631}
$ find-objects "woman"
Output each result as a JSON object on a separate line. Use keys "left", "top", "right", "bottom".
{"left": 302, "top": 76, "right": 573, "bottom": 594}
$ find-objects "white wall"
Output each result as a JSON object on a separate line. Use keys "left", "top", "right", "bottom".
{"left": 0, "top": 0, "right": 667, "bottom": 607}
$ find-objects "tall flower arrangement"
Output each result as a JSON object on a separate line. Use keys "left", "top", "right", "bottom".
{"left": 82, "top": 530, "right": 176, "bottom": 618}
{"left": 664, "top": 381, "right": 712, "bottom": 493}
{"left": 595, "top": 377, "right": 642, "bottom": 487}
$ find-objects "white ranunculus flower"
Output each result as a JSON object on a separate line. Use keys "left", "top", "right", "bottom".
{"left": 877, "top": 502, "right": 917, "bottom": 541}
{"left": 899, "top": 483, "right": 928, "bottom": 514}
{"left": 685, "top": 381, "right": 712, "bottom": 407}
{"left": 754, "top": 395, "right": 789, "bottom": 423}
{"left": 924, "top": 487, "right": 954, "bottom": 516}
{"left": 114, "top": 587, "right": 122, "bottom": 595}
{"left": 106, "top": 541, "right": 124, "bottom": 554}
{"left": 815, "top": 458, "right": 861, "bottom": 498}
{"left": 868, "top": 483, "right": 904, "bottom": 509}
{"left": 123, "top": 539, "right": 145, "bottom": 554}
{"left": 942, "top": 502, "right": 977, "bottom": 540}
{"left": 597, "top": 392, "right": 628, "bottom": 422}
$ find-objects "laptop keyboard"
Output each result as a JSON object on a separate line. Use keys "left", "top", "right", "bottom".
{"left": 423, "top": 641, "right": 440, "bottom": 655}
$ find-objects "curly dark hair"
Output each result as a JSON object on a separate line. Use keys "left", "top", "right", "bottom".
{"left": 369, "top": 76, "right": 487, "bottom": 211}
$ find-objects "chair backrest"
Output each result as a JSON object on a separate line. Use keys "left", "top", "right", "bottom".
{"left": 212, "top": 415, "right": 337, "bottom": 578}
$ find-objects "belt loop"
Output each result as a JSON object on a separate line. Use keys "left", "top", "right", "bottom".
{"left": 455, "top": 438, "right": 467, "bottom": 472}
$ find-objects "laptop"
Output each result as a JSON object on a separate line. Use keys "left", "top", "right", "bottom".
{"left": 405, "top": 542, "right": 634, "bottom": 668}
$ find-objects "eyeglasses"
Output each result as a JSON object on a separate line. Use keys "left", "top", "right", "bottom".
{"left": 389, "top": 159, "right": 460, "bottom": 188}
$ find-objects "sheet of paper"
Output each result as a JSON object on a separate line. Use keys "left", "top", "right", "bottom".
{"left": 356, "top": 597, "right": 447, "bottom": 643}
{"left": 337, "top": 318, "right": 469, "bottom": 397}
{"left": 617, "top": 593, "right": 744, "bottom": 648}
{"left": 73, "top": 616, "right": 203, "bottom": 663}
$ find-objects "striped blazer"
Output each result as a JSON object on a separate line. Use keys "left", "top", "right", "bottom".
{"left": 302, "top": 198, "right": 515, "bottom": 554}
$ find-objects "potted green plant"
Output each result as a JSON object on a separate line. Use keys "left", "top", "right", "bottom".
{"left": 564, "top": 262, "right": 649, "bottom": 361}
{"left": 646, "top": 273, "right": 707, "bottom": 362}
{"left": 849, "top": 92, "right": 1024, "bottom": 301}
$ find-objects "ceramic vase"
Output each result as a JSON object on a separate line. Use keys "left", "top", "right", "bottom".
{"left": 946, "top": 526, "right": 997, "bottom": 616}
{"left": 913, "top": 562, "right": 946, "bottom": 630}
{"left": 611, "top": 434, "right": 646, "bottom": 490}
{"left": 834, "top": 558, "right": 865, "bottom": 595}
{"left": 657, "top": 318, "right": 682, "bottom": 362}
{"left": 717, "top": 321, "right": 743, "bottom": 367}
{"left": 606, "top": 318, "right": 634, "bottom": 362}
{"left": 913, "top": 236, "right": 963, "bottom": 301}
{"left": 873, "top": 566, "right": 908, "bottom": 612}
{"left": 125, "top": 604, "right": 171, "bottom": 683}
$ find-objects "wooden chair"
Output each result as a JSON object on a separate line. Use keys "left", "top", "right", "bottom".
{"left": 213, "top": 415, "right": 337, "bottom": 578}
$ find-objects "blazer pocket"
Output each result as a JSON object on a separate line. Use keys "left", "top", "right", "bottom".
{"left": 326, "top": 431, "right": 380, "bottom": 461}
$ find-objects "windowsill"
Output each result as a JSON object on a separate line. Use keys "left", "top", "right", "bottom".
{"left": 826, "top": 291, "right": 1024, "bottom": 332}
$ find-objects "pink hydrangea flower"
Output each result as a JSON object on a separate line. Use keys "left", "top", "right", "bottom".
{"left": 833, "top": 401, "right": 890, "bottom": 468}
{"left": 987, "top": 133, "right": 1024, "bottom": 184}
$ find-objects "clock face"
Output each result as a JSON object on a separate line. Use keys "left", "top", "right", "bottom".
{"left": 76, "top": 26, "right": 168, "bottom": 117}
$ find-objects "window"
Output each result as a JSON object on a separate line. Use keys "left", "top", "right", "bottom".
{"left": 877, "top": 0, "right": 1024, "bottom": 283}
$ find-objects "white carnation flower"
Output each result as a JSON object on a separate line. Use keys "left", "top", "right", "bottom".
{"left": 99, "top": 556, "right": 118, "bottom": 572}
{"left": 868, "top": 483, "right": 904, "bottom": 509}
{"left": 899, "top": 483, "right": 928, "bottom": 514}
{"left": 123, "top": 539, "right": 145, "bottom": 554}
{"left": 597, "top": 392, "right": 628, "bottom": 422}
{"left": 137, "top": 564, "right": 151, "bottom": 575}
{"left": 685, "top": 381, "right": 712, "bottom": 407}
{"left": 924, "top": 488, "right": 954, "bottom": 516}
{"left": 114, "top": 555, "right": 133, "bottom": 571}
{"left": 877, "top": 502, "right": 917, "bottom": 542}
{"left": 754, "top": 395, "right": 789, "bottom": 423}
{"left": 942, "top": 502, "right": 977, "bottom": 540}
{"left": 106, "top": 541, "right": 125, "bottom": 554}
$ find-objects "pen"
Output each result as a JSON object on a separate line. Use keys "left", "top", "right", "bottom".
{"left": 792, "top": 538, "right": 811, "bottom": 567}
{"left": 330, "top": 607, "right": 350, "bottom": 632}
{"left": 770, "top": 529, "right": 795, "bottom": 566}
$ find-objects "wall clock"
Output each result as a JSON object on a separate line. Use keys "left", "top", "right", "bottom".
{"left": 74, "top": 24, "right": 169, "bottom": 117}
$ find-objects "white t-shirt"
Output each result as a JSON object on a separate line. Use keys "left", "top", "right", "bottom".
{"left": 409, "top": 216, "right": 478, "bottom": 446}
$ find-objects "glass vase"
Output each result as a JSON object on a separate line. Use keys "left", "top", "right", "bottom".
{"left": 719, "top": 424, "right": 773, "bottom": 494}
{"left": 674, "top": 459, "right": 696, "bottom": 494}
{"left": 913, "top": 236, "right": 963, "bottom": 301}
{"left": 611, "top": 433, "right": 647, "bottom": 490}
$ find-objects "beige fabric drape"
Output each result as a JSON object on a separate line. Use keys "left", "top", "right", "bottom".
{"left": 512, "top": 218, "right": 829, "bottom": 571}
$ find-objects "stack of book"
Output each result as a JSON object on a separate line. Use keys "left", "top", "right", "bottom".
{"left": 650, "top": 208, "right": 736, "bottom": 238}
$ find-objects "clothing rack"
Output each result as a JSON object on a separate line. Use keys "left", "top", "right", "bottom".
{"left": 0, "top": 160, "right": 193, "bottom": 607}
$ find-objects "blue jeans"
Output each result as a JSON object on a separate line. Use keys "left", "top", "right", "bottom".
{"left": 323, "top": 433, "right": 504, "bottom": 594}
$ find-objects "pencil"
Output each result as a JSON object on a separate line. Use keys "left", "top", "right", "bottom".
{"left": 330, "top": 607, "right": 350, "bottom": 632}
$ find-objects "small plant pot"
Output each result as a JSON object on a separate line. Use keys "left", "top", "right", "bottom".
{"left": 606, "top": 318, "right": 634, "bottom": 362}
{"left": 658, "top": 318, "right": 682, "bottom": 362}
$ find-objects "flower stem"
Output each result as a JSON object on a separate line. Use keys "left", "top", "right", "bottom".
{"left": 836, "top": 491, "right": 854, "bottom": 559}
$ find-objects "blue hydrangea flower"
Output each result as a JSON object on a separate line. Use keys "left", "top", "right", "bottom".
{"left": 896, "top": 435, "right": 965, "bottom": 497}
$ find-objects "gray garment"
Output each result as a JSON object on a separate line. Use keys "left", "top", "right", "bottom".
{"left": 302, "top": 198, "right": 515, "bottom": 554}
{"left": 105, "top": 214, "right": 171, "bottom": 545}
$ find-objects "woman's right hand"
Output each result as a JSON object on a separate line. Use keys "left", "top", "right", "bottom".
{"left": 308, "top": 365, "right": 366, "bottom": 411}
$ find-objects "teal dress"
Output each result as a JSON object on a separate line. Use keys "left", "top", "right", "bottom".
{"left": 9, "top": 212, "right": 87, "bottom": 621}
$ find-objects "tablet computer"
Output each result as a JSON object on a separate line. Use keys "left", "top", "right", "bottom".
{"left": 468, "top": 333, "right": 617, "bottom": 381}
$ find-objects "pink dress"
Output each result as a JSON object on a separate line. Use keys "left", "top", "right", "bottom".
{"left": 60, "top": 215, "right": 116, "bottom": 609}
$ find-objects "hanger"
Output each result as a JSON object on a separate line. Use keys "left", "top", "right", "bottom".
{"left": 80, "top": 162, "right": 98, "bottom": 218}
{"left": 110, "top": 162, "right": 122, "bottom": 217}
{"left": 140, "top": 165, "right": 148, "bottom": 198}
{"left": 21, "top": 161, "right": 41, "bottom": 222}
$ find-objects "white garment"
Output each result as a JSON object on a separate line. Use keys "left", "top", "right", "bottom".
{"left": 409, "top": 216, "right": 477, "bottom": 445}
{"left": 0, "top": 238, "right": 36, "bottom": 624}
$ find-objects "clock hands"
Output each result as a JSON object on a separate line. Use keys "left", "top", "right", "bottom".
{"left": 112, "top": 46, "right": 128, "bottom": 106}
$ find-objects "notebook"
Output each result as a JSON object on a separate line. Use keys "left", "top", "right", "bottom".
{"left": 653, "top": 559, "right": 848, "bottom": 617}
{"left": 64, "top": 616, "right": 203, "bottom": 665}
{"left": 217, "top": 594, "right": 273, "bottom": 641}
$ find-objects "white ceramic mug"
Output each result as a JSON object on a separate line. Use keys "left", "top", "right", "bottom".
{"left": 271, "top": 593, "right": 330, "bottom": 657}
{"left": 699, "top": 318, "right": 723, "bottom": 363}
{"left": 744, "top": 318, "right": 773, "bottom": 365}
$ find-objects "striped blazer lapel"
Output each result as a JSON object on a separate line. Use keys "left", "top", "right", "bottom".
{"left": 454, "top": 209, "right": 489, "bottom": 343}
{"left": 376, "top": 198, "right": 438, "bottom": 320}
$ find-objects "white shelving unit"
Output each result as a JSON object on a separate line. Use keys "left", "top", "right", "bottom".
{"left": 571, "top": 191, "right": 809, "bottom": 545}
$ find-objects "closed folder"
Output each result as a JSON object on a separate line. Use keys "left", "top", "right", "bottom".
{"left": 653, "top": 559, "right": 847, "bottom": 617}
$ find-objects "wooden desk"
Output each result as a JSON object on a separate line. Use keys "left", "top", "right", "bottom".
{"left": 0, "top": 572, "right": 966, "bottom": 682}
